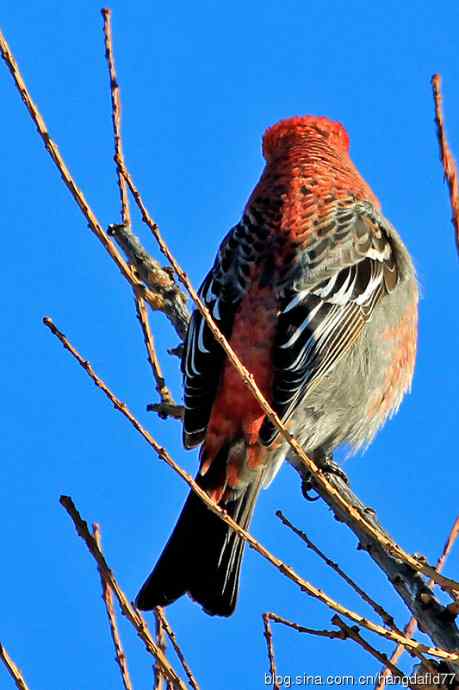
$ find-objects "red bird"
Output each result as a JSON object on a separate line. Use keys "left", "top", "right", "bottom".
{"left": 136, "top": 116, "right": 418, "bottom": 616}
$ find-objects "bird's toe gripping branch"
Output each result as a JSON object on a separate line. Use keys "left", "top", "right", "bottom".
{"left": 301, "top": 453, "right": 349, "bottom": 502}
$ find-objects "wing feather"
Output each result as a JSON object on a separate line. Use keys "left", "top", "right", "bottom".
{"left": 260, "top": 211, "right": 399, "bottom": 445}
{"left": 181, "top": 218, "right": 264, "bottom": 448}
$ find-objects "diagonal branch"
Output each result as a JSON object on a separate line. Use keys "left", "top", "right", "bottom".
{"left": 377, "top": 516, "right": 459, "bottom": 689}
{"left": 134, "top": 292, "right": 182, "bottom": 416}
{"left": 332, "top": 616, "right": 407, "bottom": 684}
{"left": 93, "top": 523, "right": 134, "bottom": 690}
{"left": 432, "top": 74, "right": 459, "bottom": 253}
{"left": 264, "top": 611, "right": 347, "bottom": 640}
{"left": 0, "top": 644, "right": 30, "bottom": 690}
{"left": 153, "top": 610, "right": 167, "bottom": 690}
{"left": 262, "top": 611, "right": 347, "bottom": 690}
{"left": 155, "top": 608, "right": 200, "bottom": 690}
{"left": 101, "top": 8, "right": 131, "bottom": 229}
{"left": 276, "top": 510, "right": 397, "bottom": 630}
{"left": 310, "top": 468, "right": 459, "bottom": 669}
{"left": 0, "top": 29, "right": 188, "bottom": 337}
{"left": 60, "top": 496, "right": 188, "bottom": 690}
{"left": 262, "top": 614, "right": 281, "bottom": 690}
{"left": 0, "top": 30, "right": 133, "bottom": 290}
{"left": 43, "top": 315, "right": 459, "bottom": 663}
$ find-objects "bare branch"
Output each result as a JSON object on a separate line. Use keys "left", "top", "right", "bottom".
{"left": 262, "top": 612, "right": 347, "bottom": 690}
{"left": 432, "top": 74, "right": 459, "bottom": 253}
{"left": 306, "top": 469, "right": 459, "bottom": 671}
{"left": 0, "top": 28, "right": 187, "bottom": 334}
{"left": 0, "top": 30, "right": 133, "bottom": 290}
{"left": 153, "top": 610, "right": 167, "bottom": 690}
{"left": 276, "top": 510, "right": 397, "bottom": 630}
{"left": 60, "top": 496, "right": 188, "bottom": 690}
{"left": 101, "top": 8, "right": 131, "bottom": 229}
{"left": 42, "top": 315, "right": 459, "bottom": 662}
{"left": 264, "top": 611, "right": 346, "bottom": 640}
{"left": 155, "top": 608, "right": 200, "bottom": 690}
{"left": 134, "top": 290, "right": 178, "bottom": 408}
{"left": 262, "top": 614, "right": 281, "bottom": 690}
{"left": 377, "top": 516, "right": 459, "bottom": 689}
{"left": 434, "top": 516, "right": 459, "bottom": 585}
{"left": 0, "top": 644, "right": 30, "bottom": 690}
{"left": 332, "top": 615, "right": 407, "bottom": 684}
{"left": 93, "top": 523, "right": 134, "bottom": 690}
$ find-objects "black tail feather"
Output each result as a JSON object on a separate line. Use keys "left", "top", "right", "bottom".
{"left": 135, "top": 474, "right": 262, "bottom": 616}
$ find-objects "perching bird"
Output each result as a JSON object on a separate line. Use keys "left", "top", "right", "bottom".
{"left": 136, "top": 115, "right": 418, "bottom": 616}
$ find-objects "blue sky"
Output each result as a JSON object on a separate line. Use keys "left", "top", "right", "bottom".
{"left": 1, "top": 1, "right": 459, "bottom": 688}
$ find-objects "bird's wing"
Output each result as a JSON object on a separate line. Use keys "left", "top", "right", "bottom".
{"left": 182, "top": 219, "right": 267, "bottom": 448}
{"left": 260, "top": 205, "right": 400, "bottom": 445}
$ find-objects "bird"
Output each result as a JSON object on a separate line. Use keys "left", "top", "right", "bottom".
{"left": 135, "top": 115, "right": 418, "bottom": 617}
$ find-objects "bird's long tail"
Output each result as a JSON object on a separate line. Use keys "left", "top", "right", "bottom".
{"left": 135, "top": 470, "right": 263, "bottom": 617}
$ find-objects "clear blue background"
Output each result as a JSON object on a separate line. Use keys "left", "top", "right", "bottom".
{"left": 1, "top": 1, "right": 458, "bottom": 688}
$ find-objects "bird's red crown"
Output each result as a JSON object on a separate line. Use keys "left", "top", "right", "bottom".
{"left": 262, "top": 115, "right": 350, "bottom": 161}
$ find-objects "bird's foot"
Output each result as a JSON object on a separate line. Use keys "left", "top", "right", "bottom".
{"left": 301, "top": 475, "right": 320, "bottom": 501}
{"left": 301, "top": 453, "right": 348, "bottom": 501}
{"left": 318, "top": 456, "right": 348, "bottom": 484}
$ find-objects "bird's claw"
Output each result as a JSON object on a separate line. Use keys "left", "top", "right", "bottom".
{"left": 319, "top": 457, "right": 349, "bottom": 484}
{"left": 301, "top": 474, "right": 321, "bottom": 501}
{"left": 301, "top": 454, "right": 348, "bottom": 502}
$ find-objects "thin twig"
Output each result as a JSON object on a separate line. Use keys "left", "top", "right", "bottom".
{"left": 262, "top": 614, "right": 281, "bottom": 690}
{"left": 262, "top": 612, "right": 347, "bottom": 690}
{"left": 60, "top": 496, "right": 188, "bottom": 690}
{"left": 377, "top": 516, "right": 459, "bottom": 689}
{"left": 156, "top": 608, "right": 200, "bottom": 690}
{"left": 265, "top": 611, "right": 346, "bottom": 640}
{"left": 0, "top": 29, "right": 187, "bottom": 337}
{"left": 101, "top": 8, "right": 131, "bottom": 229}
{"left": 432, "top": 74, "right": 459, "bottom": 253}
{"left": 93, "top": 523, "right": 134, "bottom": 690}
{"left": 276, "top": 510, "right": 397, "bottom": 630}
{"left": 101, "top": 9, "right": 179, "bottom": 410}
{"left": 0, "top": 645, "right": 30, "bottom": 690}
{"left": 434, "top": 517, "right": 459, "bottom": 586}
{"left": 42, "top": 315, "right": 459, "bottom": 663}
{"left": 0, "top": 30, "right": 134, "bottom": 290}
{"left": 134, "top": 291, "right": 176, "bottom": 406}
{"left": 332, "top": 616, "right": 407, "bottom": 684}
{"left": 153, "top": 610, "right": 167, "bottom": 690}
{"left": 116, "top": 154, "right": 459, "bottom": 600}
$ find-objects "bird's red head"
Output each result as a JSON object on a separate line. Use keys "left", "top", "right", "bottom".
{"left": 262, "top": 115, "right": 350, "bottom": 161}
